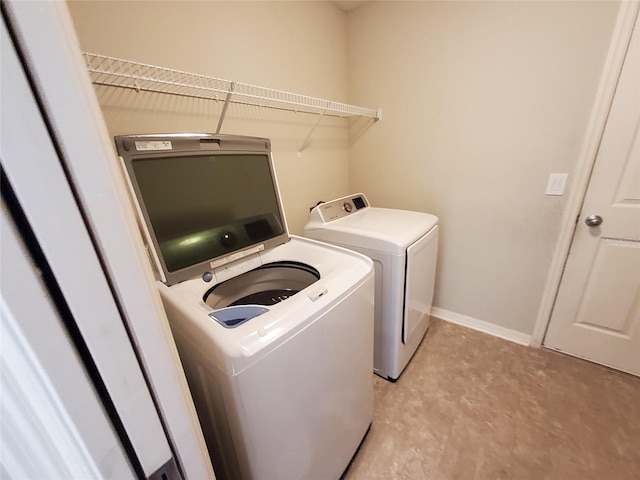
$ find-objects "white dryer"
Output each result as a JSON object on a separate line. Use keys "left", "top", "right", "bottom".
{"left": 305, "top": 193, "right": 438, "bottom": 381}
{"left": 115, "top": 135, "right": 374, "bottom": 480}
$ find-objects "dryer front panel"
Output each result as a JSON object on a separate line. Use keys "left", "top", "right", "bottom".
{"left": 403, "top": 225, "right": 438, "bottom": 344}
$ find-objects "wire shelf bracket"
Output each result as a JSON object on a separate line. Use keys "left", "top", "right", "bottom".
{"left": 83, "top": 52, "right": 381, "bottom": 152}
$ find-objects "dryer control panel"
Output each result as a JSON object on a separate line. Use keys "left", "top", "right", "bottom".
{"left": 313, "top": 194, "right": 369, "bottom": 223}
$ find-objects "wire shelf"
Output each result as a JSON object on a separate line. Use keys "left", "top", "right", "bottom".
{"left": 83, "top": 52, "right": 381, "bottom": 120}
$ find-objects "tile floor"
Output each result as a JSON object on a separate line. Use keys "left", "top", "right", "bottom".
{"left": 343, "top": 318, "right": 640, "bottom": 480}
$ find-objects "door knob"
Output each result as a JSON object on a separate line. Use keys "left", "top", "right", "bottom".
{"left": 585, "top": 214, "right": 603, "bottom": 227}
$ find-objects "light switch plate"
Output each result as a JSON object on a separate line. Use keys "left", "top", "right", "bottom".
{"left": 545, "top": 173, "right": 568, "bottom": 196}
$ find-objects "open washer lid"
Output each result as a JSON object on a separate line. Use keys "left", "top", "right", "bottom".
{"left": 115, "top": 133, "right": 290, "bottom": 285}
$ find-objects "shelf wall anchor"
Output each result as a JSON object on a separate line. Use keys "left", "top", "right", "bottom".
{"left": 215, "top": 82, "right": 235, "bottom": 134}
{"left": 297, "top": 108, "right": 327, "bottom": 154}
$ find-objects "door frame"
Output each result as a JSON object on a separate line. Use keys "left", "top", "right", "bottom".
{"left": 2, "top": 1, "right": 215, "bottom": 477}
{"left": 532, "top": 1, "right": 640, "bottom": 347}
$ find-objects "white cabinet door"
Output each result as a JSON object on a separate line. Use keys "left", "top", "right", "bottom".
{"left": 544, "top": 12, "right": 640, "bottom": 376}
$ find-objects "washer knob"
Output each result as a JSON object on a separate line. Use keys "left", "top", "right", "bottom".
{"left": 343, "top": 202, "right": 353, "bottom": 213}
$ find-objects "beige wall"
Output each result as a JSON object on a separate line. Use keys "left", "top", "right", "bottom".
{"left": 67, "top": 0, "right": 354, "bottom": 235}
{"left": 69, "top": 0, "right": 622, "bottom": 338}
{"left": 347, "top": 1, "right": 621, "bottom": 335}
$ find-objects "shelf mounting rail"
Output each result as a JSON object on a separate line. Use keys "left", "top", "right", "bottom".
{"left": 83, "top": 52, "right": 381, "bottom": 151}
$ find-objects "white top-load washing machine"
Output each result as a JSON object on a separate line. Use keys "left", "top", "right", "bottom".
{"left": 115, "top": 134, "right": 374, "bottom": 480}
{"left": 305, "top": 193, "right": 438, "bottom": 381}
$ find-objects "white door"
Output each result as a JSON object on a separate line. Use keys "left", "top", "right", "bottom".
{"left": 543, "top": 12, "right": 640, "bottom": 376}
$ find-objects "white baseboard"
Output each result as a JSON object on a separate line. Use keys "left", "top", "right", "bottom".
{"left": 431, "top": 307, "right": 532, "bottom": 346}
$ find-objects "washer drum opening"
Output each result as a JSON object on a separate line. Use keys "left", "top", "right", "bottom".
{"left": 204, "top": 261, "right": 320, "bottom": 311}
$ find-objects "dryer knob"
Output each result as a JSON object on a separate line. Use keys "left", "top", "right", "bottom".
{"left": 343, "top": 202, "right": 353, "bottom": 213}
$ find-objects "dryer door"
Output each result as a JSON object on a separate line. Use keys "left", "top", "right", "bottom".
{"left": 403, "top": 226, "right": 438, "bottom": 344}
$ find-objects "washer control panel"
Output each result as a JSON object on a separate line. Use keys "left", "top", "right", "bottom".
{"left": 316, "top": 194, "right": 369, "bottom": 222}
